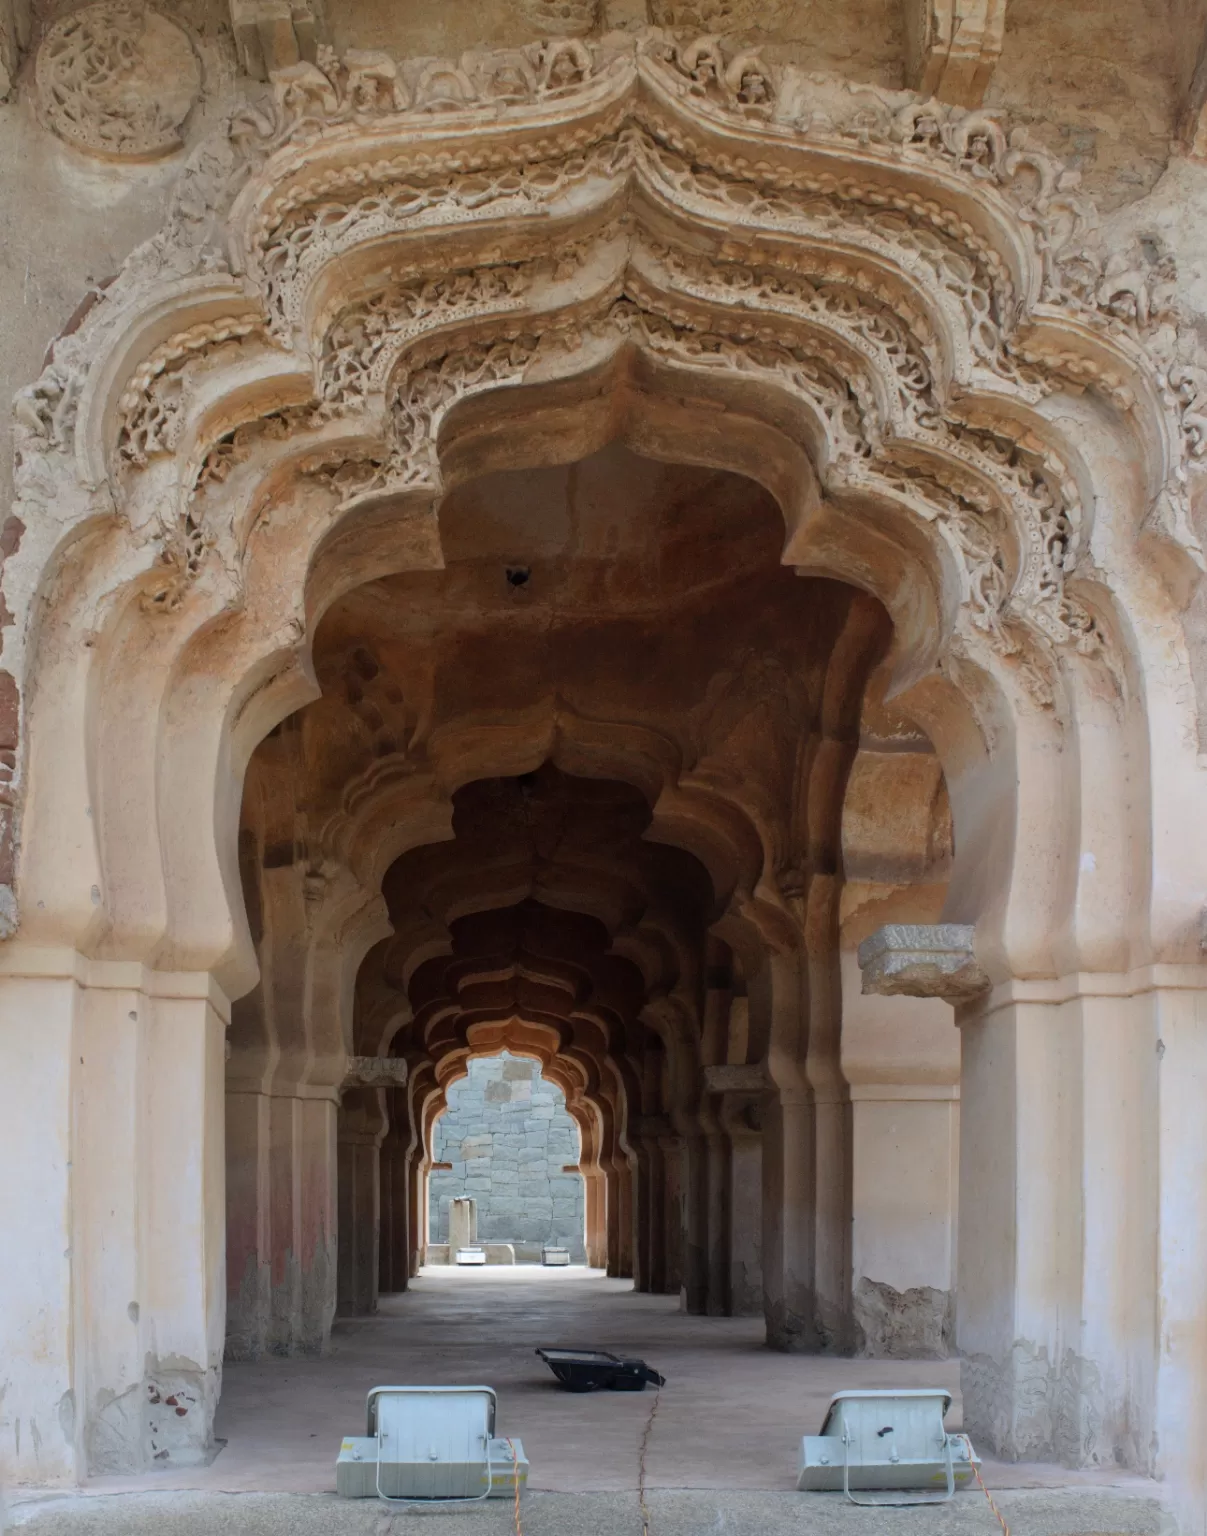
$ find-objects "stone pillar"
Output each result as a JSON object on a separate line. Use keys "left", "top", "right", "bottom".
{"left": 613, "top": 1154, "right": 635, "bottom": 1278}
{"left": 705, "top": 1067, "right": 766, "bottom": 1317}
{"left": 408, "top": 1141, "right": 426, "bottom": 1275}
{"left": 660, "top": 1130, "right": 685, "bottom": 1293}
{"left": 378, "top": 1098, "right": 410, "bottom": 1293}
{"left": 633, "top": 1132, "right": 666, "bottom": 1291}
{"left": 841, "top": 950, "right": 959, "bottom": 1358}
{"left": 704, "top": 1126, "right": 731, "bottom": 1315}
{"left": 604, "top": 1155, "right": 622, "bottom": 1275}
{"left": 0, "top": 959, "right": 227, "bottom": 1483}
{"left": 859, "top": 924, "right": 1167, "bottom": 1468}
{"left": 957, "top": 988, "right": 1158, "bottom": 1467}
{"left": 1153, "top": 981, "right": 1207, "bottom": 1527}
{"left": 760, "top": 952, "right": 819, "bottom": 1350}
{"left": 225, "top": 1086, "right": 338, "bottom": 1358}
{"left": 447, "top": 1195, "right": 477, "bottom": 1253}
{"left": 726, "top": 1107, "right": 763, "bottom": 1316}
{"left": 805, "top": 874, "right": 853, "bottom": 1350}
{"left": 223, "top": 859, "right": 388, "bottom": 1358}
{"left": 679, "top": 1131, "right": 708, "bottom": 1314}
{"left": 337, "top": 1087, "right": 386, "bottom": 1316}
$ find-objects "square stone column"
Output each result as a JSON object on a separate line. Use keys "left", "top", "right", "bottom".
{"left": 0, "top": 953, "right": 227, "bottom": 1483}
{"left": 225, "top": 1086, "right": 338, "bottom": 1358}
{"left": 957, "top": 983, "right": 1159, "bottom": 1468}
{"left": 842, "top": 949, "right": 959, "bottom": 1357}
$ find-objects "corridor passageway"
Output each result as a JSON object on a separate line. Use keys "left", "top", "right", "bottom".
{"left": 72, "top": 1268, "right": 1156, "bottom": 1515}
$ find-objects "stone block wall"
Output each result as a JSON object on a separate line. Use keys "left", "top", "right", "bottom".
{"left": 429, "top": 1053, "right": 585, "bottom": 1257}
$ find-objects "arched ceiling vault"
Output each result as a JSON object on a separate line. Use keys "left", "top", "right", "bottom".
{"left": 12, "top": 26, "right": 1205, "bottom": 989}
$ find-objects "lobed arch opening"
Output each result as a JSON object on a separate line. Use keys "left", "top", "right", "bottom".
{"left": 423, "top": 1047, "right": 590, "bottom": 1266}
{"left": 6, "top": 35, "right": 1203, "bottom": 1493}
{"left": 228, "top": 430, "right": 960, "bottom": 1350}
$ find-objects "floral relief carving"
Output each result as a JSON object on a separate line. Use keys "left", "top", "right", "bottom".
{"left": 116, "top": 315, "right": 266, "bottom": 468}
{"left": 35, "top": 2, "right": 201, "bottom": 159}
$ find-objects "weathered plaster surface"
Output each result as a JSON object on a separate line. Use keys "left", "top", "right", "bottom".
{"left": 1, "top": 6, "right": 1207, "bottom": 1531}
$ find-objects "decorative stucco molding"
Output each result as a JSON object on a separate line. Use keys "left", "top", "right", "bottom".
{"left": 35, "top": 2, "right": 201, "bottom": 158}
{"left": 857, "top": 923, "right": 989, "bottom": 999}
{"left": 7, "top": 25, "right": 1207, "bottom": 939}
{"left": 648, "top": 0, "right": 794, "bottom": 31}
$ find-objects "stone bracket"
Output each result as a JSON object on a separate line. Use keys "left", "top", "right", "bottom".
{"left": 857, "top": 923, "right": 989, "bottom": 1000}
{"left": 703, "top": 1063, "right": 766, "bottom": 1094}
{"left": 230, "top": 0, "right": 325, "bottom": 81}
{"left": 343, "top": 1054, "right": 408, "bottom": 1088}
{"left": 904, "top": 0, "right": 1006, "bottom": 108}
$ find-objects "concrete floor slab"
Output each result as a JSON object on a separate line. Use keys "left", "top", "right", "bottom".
{"left": 8, "top": 1270, "right": 1166, "bottom": 1532}
{"left": 5, "top": 1488, "right": 1166, "bottom": 1536}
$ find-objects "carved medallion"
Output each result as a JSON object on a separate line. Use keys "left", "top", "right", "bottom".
{"left": 36, "top": 2, "right": 201, "bottom": 158}
{"left": 648, "top": 0, "right": 792, "bottom": 31}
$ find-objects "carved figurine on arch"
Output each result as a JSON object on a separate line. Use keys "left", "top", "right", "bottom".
{"left": 539, "top": 37, "right": 593, "bottom": 94}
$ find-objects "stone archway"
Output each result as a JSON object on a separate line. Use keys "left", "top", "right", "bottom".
{"left": 424, "top": 1052, "right": 588, "bottom": 1266}
{"left": 0, "top": 27, "right": 1205, "bottom": 1528}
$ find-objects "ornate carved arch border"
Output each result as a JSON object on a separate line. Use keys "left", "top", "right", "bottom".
{"left": 8, "top": 25, "right": 1204, "bottom": 946}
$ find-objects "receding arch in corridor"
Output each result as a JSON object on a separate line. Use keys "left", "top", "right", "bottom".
{"left": 229, "top": 443, "right": 939, "bottom": 1344}
{"left": 424, "top": 1050, "right": 587, "bottom": 1262}
{"left": 2, "top": 35, "right": 1205, "bottom": 1528}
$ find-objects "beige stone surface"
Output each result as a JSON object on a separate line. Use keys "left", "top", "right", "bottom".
{"left": 2, "top": 5, "right": 1207, "bottom": 1534}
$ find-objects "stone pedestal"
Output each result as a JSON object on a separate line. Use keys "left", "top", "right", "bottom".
{"left": 448, "top": 1195, "right": 477, "bottom": 1253}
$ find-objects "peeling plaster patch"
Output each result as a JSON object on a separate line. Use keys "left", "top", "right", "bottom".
{"left": 225, "top": 1250, "right": 270, "bottom": 1363}
{"left": 853, "top": 1276, "right": 953, "bottom": 1359}
{"left": 87, "top": 1383, "right": 141, "bottom": 1475}
{"left": 961, "top": 1341, "right": 1125, "bottom": 1468}
{"left": 765, "top": 1291, "right": 821, "bottom": 1353}
{"left": 143, "top": 1359, "right": 219, "bottom": 1467}
{"left": 56, "top": 1388, "right": 74, "bottom": 1443}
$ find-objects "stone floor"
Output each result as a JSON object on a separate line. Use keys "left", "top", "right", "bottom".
{"left": 8, "top": 1269, "right": 1165, "bottom": 1532}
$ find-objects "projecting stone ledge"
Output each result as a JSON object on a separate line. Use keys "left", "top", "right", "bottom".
{"left": 343, "top": 1055, "right": 408, "bottom": 1088}
{"left": 703, "top": 1064, "right": 766, "bottom": 1094}
{"left": 857, "top": 924, "right": 989, "bottom": 1001}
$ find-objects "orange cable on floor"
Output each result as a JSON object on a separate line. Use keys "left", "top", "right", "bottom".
{"left": 961, "top": 1435, "right": 1010, "bottom": 1535}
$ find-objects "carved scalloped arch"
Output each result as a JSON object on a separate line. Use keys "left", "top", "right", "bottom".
{"left": 8, "top": 25, "right": 1204, "bottom": 952}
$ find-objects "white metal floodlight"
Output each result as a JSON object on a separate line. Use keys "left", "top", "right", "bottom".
{"left": 455, "top": 1244, "right": 487, "bottom": 1265}
{"left": 335, "top": 1385, "right": 529, "bottom": 1504}
{"left": 796, "top": 1389, "right": 979, "bottom": 1505}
